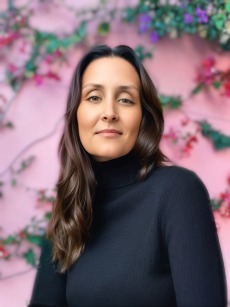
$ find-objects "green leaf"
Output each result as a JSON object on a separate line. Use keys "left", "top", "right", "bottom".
{"left": 212, "top": 81, "right": 221, "bottom": 89}
{"left": 98, "top": 22, "right": 110, "bottom": 35}
{"left": 23, "top": 249, "right": 36, "bottom": 266}
{"left": 45, "top": 212, "right": 52, "bottom": 220}
{"left": 134, "top": 45, "right": 153, "bottom": 61}
{"left": 225, "top": 3, "right": 230, "bottom": 13}
{"left": 26, "top": 234, "right": 43, "bottom": 247}
{"left": 138, "top": 2, "right": 150, "bottom": 13}
{"left": 77, "top": 21, "right": 86, "bottom": 38}
{"left": 46, "top": 39, "right": 59, "bottom": 54}
{"left": 212, "top": 14, "right": 227, "bottom": 31}
{"left": 198, "top": 121, "right": 230, "bottom": 150}
{"left": 4, "top": 235, "right": 18, "bottom": 245}
{"left": 191, "top": 83, "right": 204, "bottom": 95}
{"left": 16, "top": 156, "right": 35, "bottom": 174}
{"left": 25, "top": 59, "right": 36, "bottom": 73}
{"left": 210, "top": 199, "right": 222, "bottom": 211}
{"left": 122, "top": 7, "right": 137, "bottom": 22}
{"left": 159, "top": 95, "right": 182, "bottom": 109}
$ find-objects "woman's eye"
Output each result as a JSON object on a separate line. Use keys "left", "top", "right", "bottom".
{"left": 87, "top": 96, "right": 101, "bottom": 102}
{"left": 119, "top": 98, "right": 134, "bottom": 104}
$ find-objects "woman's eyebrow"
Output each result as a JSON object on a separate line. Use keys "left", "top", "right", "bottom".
{"left": 82, "top": 83, "right": 139, "bottom": 91}
{"left": 82, "top": 83, "right": 103, "bottom": 90}
{"left": 118, "top": 85, "right": 139, "bottom": 92}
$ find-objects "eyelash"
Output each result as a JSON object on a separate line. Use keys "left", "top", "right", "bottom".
{"left": 118, "top": 98, "right": 134, "bottom": 105}
{"left": 87, "top": 96, "right": 101, "bottom": 102}
{"left": 87, "top": 96, "right": 134, "bottom": 105}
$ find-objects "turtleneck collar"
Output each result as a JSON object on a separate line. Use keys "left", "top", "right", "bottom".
{"left": 89, "top": 151, "right": 141, "bottom": 190}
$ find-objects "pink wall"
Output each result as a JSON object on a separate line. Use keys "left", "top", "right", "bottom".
{"left": 0, "top": 0, "right": 229, "bottom": 306}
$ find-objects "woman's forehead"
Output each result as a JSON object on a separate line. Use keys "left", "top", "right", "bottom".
{"left": 81, "top": 57, "right": 141, "bottom": 89}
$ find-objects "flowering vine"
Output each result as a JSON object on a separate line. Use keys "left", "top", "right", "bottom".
{"left": 192, "top": 57, "right": 230, "bottom": 97}
{"left": 124, "top": 0, "right": 230, "bottom": 50}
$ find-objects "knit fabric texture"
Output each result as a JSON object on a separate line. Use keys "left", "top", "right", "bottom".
{"left": 29, "top": 153, "right": 227, "bottom": 307}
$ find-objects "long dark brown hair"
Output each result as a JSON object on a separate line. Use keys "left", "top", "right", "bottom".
{"left": 48, "top": 45, "right": 168, "bottom": 272}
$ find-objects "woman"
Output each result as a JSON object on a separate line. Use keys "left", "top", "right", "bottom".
{"left": 29, "top": 45, "right": 227, "bottom": 306}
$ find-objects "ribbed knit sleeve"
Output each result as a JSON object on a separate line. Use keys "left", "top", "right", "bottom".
{"left": 162, "top": 169, "right": 227, "bottom": 307}
{"left": 28, "top": 238, "right": 67, "bottom": 307}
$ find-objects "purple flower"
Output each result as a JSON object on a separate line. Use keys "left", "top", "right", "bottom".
{"left": 196, "top": 7, "right": 208, "bottom": 23}
{"left": 139, "top": 14, "right": 151, "bottom": 33}
{"left": 184, "top": 13, "right": 193, "bottom": 24}
{"left": 150, "top": 31, "right": 159, "bottom": 44}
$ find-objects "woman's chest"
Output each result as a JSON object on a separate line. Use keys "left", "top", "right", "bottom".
{"left": 66, "top": 188, "right": 175, "bottom": 306}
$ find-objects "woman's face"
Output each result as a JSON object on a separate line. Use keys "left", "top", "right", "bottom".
{"left": 77, "top": 56, "right": 142, "bottom": 161}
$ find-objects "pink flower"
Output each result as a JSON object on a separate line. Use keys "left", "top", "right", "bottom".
{"left": 46, "top": 71, "right": 60, "bottom": 81}
{"left": 223, "top": 81, "right": 230, "bottom": 97}
{"left": 163, "top": 127, "right": 178, "bottom": 142}
{"left": 220, "top": 191, "right": 230, "bottom": 203}
{"left": 8, "top": 63, "right": 17, "bottom": 73}
{"left": 0, "top": 32, "right": 20, "bottom": 47}
{"left": 33, "top": 75, "right": 44, "bottom": 86}
{"left": 202, "top": 57, "right": 215, "bottom": 70}
{"left": 0, "top": 246, "right": 9, "bottom": 259}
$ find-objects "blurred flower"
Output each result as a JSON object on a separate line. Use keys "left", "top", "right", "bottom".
{"left": 8, "top": 64, "right": 17, "bottom": 73}
{"left": 33, "top": 75, "right": 43, "bottom": 86}
{"left": 139, "top": 14, "right": 152, "bottom": 33}
{"left": 0, "top": 32, "right": 20, "bottom": 47}
{"left": 223, "top": 81, "right": 230, "bottom": 97}
{"left": 0, "top": 246, "right": 9, "bottom": 259}
{"left": 206, "top": 3, "right": 215, "bottom": 16}
{"left": 150, "top": 31, "right": 159, "bottom": 43}
{"left": 202, "top": 57, "right": 216, "bottom": 70}
{"left": 198, "top": 25, "right": 207, "bottom": 38}
{"left": 225, "top": 20, "right": 230, "bottom": 35}
{"left": 196, "top": 7, "right": 208, "bottom": 23}
{"left": 220, "top": 191, "right": 230, "bottom": 202}
{"left": 184, "top": 13, "right": 193, "bottom": 24}
{"left": 220, "top": 33, "right": 229, "bottom": 44}
{"left": 196, "top": 57, "right": 216, "bottom": 85}
{"left": 169, "top": 28, "right": 178, "bottom": 39}
{"left": 220, "top": 191, "right": 230, "bottom": 217}
{"left": 181, "top": 138, "right": 197, "bottom": 156}
{"left": 163, "top": 127, "right": 178, "bottom": 143}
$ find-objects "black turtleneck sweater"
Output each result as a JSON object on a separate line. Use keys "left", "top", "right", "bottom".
{"left": 29, "top": 154, "right": 227, "bottom": 307}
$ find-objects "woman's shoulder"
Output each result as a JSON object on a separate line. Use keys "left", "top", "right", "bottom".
{"left": 146, "top": 165, "right": 209, "bottom": 197}
{"left": 150, "top": 164, "right": 202, "bottom": 181}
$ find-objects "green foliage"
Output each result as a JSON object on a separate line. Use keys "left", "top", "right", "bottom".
{"left": 134, "top": 45, "right": 153, "bottom": 61}
{"left": 45, "top": 212, "right": 52, "bottom": 220}
{"left": 122, "top": 7, "right": 137, "bottom": 22}
{"left": 198, "top": 121, "right": 230, "bottom": 150}
{"left": 210, "top": 199, "right": 223, "bottom": 211}
{"left": 15, "top": 156, "right": 35, "bottom": 174}
{"left": 26, "top": 233, "right": 44, "bottom": 247}
{"left": 23, "top": 249, "right": 36, "bottom": 267}
{"left": 98, "top": 22, "right": 110, "bottom": 35}
{"left": 225, "top": 2, "right": 230, "bottom": 13}
{"left": 159, "top": 95, "right": 182, "bottom": 109}
{"left": 211, "top": 14, "right": 227, "bottom": 31}
{"left": 4, "top": 235, "right": 19, "bottom": 245}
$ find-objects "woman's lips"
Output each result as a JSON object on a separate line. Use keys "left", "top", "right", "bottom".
{"left": 96, "top": 129, "right": 122, "bottom": 137}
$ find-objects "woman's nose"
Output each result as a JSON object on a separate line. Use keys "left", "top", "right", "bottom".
{"left": 101, "top": 102, "right": 119, "bottom": 121}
